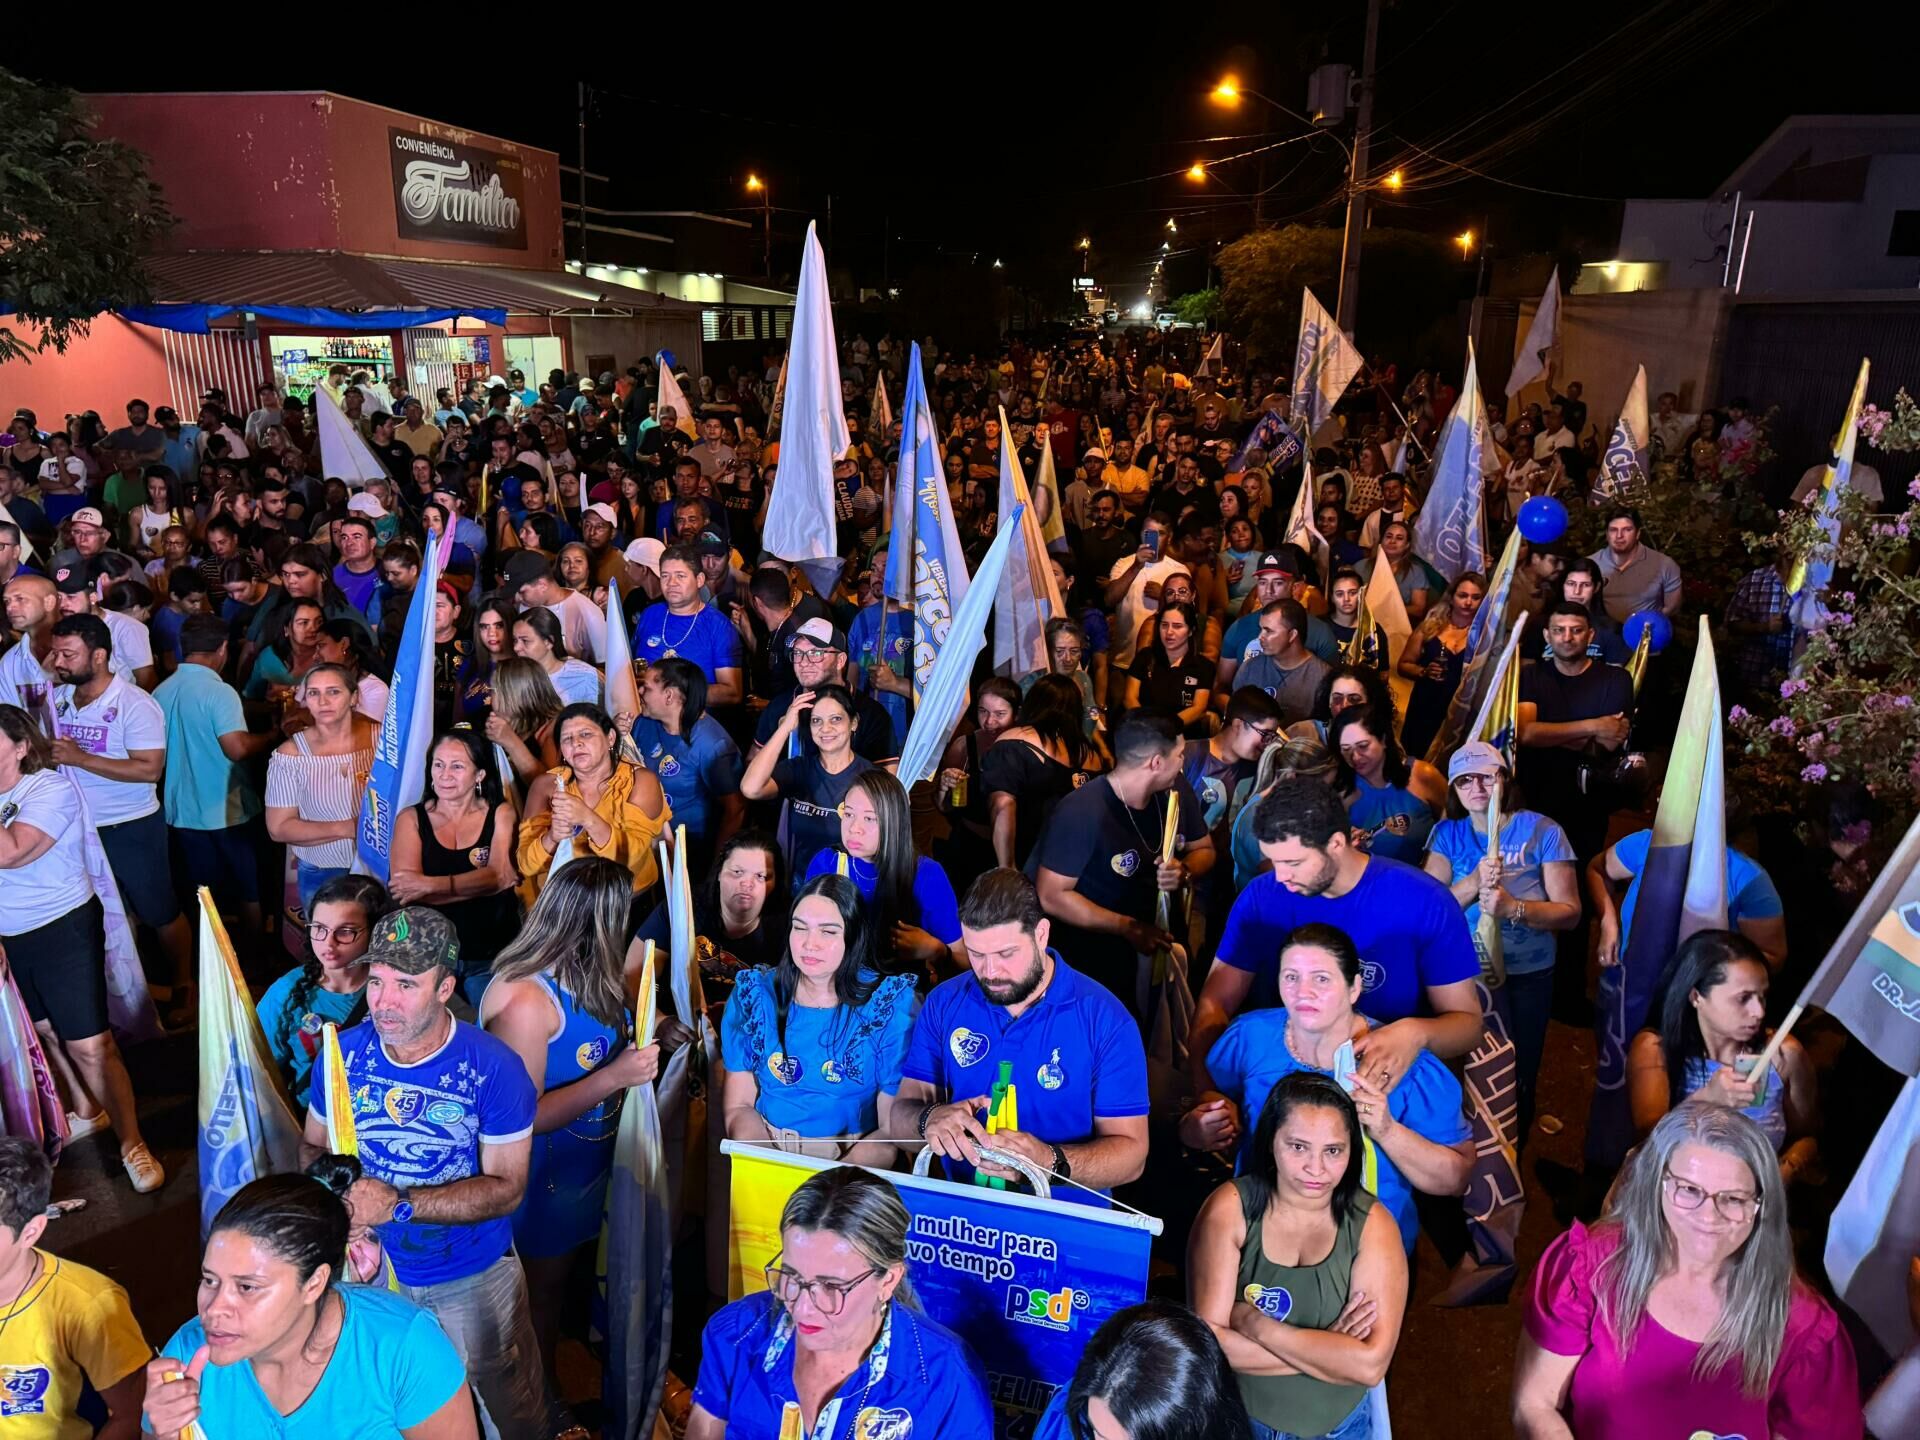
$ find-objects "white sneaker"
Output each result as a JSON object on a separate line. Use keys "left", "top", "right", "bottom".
{"left": 65, "top": 1111, "right": 109, "bottom": 1141}
{"left": 122, "top": 1144, "right": 166, "bottom": 1194}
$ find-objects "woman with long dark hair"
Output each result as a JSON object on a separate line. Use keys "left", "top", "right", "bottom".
{"left": 515, "top": 703, "right": 670, "bottom": 902}
{"left": 741, "top": 684, "right": 873, "bottom": 884}
{"left": 480, "top": 855, "right": 661, "bottom": 1393}
{"left": 1122, "top": 598, "right": 1216, "bottom": 736}
{"left": 718, "top": 875, "right": 916, "bottom": 1165}
{"left": 143, "top": 1166, "right": 477, "bottom": 1440}
{"left": 256, "top": 874, "right": 388, "bottom": 1100}
{"left": 935, "top": 676, "right": 1020, "bottom": 877}
{"left": 1328, "top": 704, "right": 1445, "bottom": 865}
{"left": 1189, "top": 1071, "right": 1408, "bottom": 1440}
{"left": 244, "top": 597, "right": 326, "bottom": 700}
{"left": 389, "top": 730, "right": 522, "bottom": 1004}
{"left": 984, "top": 672, "right": 1107, "bottom": 868}
{"left": 314, "top": 617, "right": 390, "bottom": 721}
{"left": 1626, "top": 930, "right": 1815, "bottom": 1176}
{"left": 456, "top": 592, "right": 516, "bottom": 723}
{"left": 1032, "top": 1299, "right": 1255, "bottom": 1440}
{"left": 510, "top": 606, "right": 600, "bottom": 706}
{"left": 1296, "top": 663, "right": 1395, "bottom": 747}
{"left": 802, "top": 769, "right": 961, "bottom": 980}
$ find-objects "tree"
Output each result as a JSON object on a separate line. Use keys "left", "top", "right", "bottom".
{"left": 1171, "top": 289, "right": 1219, "bottom": 327}
{"left": 0, "top": 70, "right": 171, "bottom": 364}
{"left": 1212, "top": 224, "right": 1466, "bottom": 367}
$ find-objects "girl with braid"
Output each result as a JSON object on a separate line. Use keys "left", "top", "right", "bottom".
{"left": 255, "top": 874, "right": 392, "bottom": 1099}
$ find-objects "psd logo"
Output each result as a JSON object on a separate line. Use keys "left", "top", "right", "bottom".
{"left": 1005, "top": 1284, "right": 1089, "bottom": 1332}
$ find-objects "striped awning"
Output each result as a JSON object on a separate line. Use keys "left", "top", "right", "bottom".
{"left": 141, "top": 252, "right": 702, "bottom": 319}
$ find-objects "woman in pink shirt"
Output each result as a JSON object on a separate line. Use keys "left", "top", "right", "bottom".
{"left": 1513, "top": 1101, "right": 1859, "bottom": 1440}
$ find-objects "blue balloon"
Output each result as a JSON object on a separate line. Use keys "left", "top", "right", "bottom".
{"left": 1623, "top": 610, "right": 1673, "bottom": 654}
{"left": 1516, "top": 496, "right": 1569, "bottom": 544}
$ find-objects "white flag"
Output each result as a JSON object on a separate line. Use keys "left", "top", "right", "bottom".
{"left": 1199, "top": 333, "right": 1225, "bottom": 377}
{"left": 1290, "top": 289, "right": 1362, "bottom": 441}
{"left": 1282, "top": 461, "right": 1328, "bottom": 591}
{"left": 314, "top": 386, "right": 391, "bottom": 489}
{"left": 1506, "top": 268, "right": 1561, "bottom": 398}
{"left": 1596, "top": 364, "right": 1650, "bottom": 498}
{"left": 654, "top": 357, "right": 699, "bottom": 439}
{"left": 1365, "top": 551, "right": 1415, "bottom": 721}
{"left": 993, "top": 406, "right": 1062, "bottom": 678}
{"left": 760, "top": 221, "right": 851, "bottom": 595}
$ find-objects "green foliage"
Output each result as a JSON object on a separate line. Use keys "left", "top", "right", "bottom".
{"left": 1724, "top": 434, "right": 1920, "bottom": 871}
{"left": 0, "top": 69, "right": 170, "bottom": 363}
{"left": 1170, "top": 289, "right": 1220, "bottom": 327}
{"left": 1212, "top": 224, "right": 1465, "bottom": 364}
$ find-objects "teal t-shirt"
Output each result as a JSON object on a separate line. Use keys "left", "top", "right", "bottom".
{"left": 152, "top": 662, "right": 262, "bottom": 831}
{"left": 256, "top": 968, "right": 363, "bottom": 1101}
{"left": 1425, "top": 811, "right": 1575, "bottom": 976}
{"left": 156, "top": 1286, "right": 466, "bottom": 1437}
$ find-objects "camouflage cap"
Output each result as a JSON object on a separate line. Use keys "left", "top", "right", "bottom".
{"left": 366, "top": 906, "right": 460, "bottom": 976}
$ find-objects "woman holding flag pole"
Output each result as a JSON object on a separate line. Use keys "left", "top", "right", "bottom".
{"left": 480, "top": 856, "right": 663, "bottom": 1405}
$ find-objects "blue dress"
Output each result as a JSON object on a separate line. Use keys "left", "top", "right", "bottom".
{"left": 1346, "top": 774, "right": 1435, "bottom": 865}
{"left": 720, "top": 967, "right": 918, "bottom": 1139}
{"left": 512, "top": 973, "right": 629, "bottom": 1257}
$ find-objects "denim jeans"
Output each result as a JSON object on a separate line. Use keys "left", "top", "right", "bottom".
{"left": 1506, "top": 966, "right": 1556, "bottom": 1140}
{"left": 1253, "top": 1390, "right": 1376, "bottom": 1440}
{"left": 393, "top": 1251, "right": 547, "bottom": 1440}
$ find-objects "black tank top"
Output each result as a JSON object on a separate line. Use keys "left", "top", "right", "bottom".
{"left": 412, "top": 800, "right": 520, "bottom": 970}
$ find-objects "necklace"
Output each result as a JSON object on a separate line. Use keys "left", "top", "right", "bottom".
{"left": 1284, "top": 1017, "right": 1341, "bottom": 1072}
{"left": 1113, "top": 780, "right": 1165, "bottom": 857}
{"left": 659, "top": 606, "right": 700, "bottom": 657}
{"left": 0, "top": 1248, "right": 42, "bottom": 1350}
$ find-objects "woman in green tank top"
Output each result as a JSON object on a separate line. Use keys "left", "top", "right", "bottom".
{"left": 1188, "top": 1073, "right": 1408, "bottom": 1440}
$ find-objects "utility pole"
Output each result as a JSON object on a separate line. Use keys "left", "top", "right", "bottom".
{"left": 1334, "top": 0, "right": 1382, "bottom": 334}
{"left": 576, "top": 82, "right": 589, "bottom": 268}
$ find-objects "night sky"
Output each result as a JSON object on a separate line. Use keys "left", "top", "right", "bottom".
{"left": 19, "top": 0, "right": 1917, "bottom": 306}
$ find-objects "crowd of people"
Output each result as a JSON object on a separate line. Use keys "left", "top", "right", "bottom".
{"left": 0, "top": 328, "right": 1893, "bottom": 1440}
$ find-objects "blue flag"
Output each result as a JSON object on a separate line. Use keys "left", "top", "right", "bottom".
{"left": 897, "top": 505, "right": 1024, "bottom": 787}
{"left": 1412, "top": 342, "right": 1488, "bottom": 582}
{"left": 1229, "top": 409, "right": 1303, "bottom": 474}
{"left": 355, "top": 536, "right": 444, "bottom": 881}
{"left": 887, "top": 343, "right": 971, "bottom": 701}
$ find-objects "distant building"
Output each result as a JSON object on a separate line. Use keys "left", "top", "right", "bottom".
{"left": 1581, "top": 115, "right": 1920, "bottom": 296}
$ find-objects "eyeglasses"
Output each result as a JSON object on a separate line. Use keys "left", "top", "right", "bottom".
{"left": 763, "top": 1255, "right": 878, "bottom": 1316}
{"left": 308, "top": 922, "right": 364, "bottom": 943}
{"left": 1662, "top": 1168, "right": 1761, "bottom": 1224}
{"left": 1453, "top": 774, "right": 1497, "bottom": 791}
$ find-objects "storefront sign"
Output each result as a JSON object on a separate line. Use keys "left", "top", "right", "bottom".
{"left": 388, "top": 129, "right": 527, "bottom": 249}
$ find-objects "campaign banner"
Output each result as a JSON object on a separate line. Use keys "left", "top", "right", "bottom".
{"left": 723, "top": 1142, "right": 1160, "bottom": 1436}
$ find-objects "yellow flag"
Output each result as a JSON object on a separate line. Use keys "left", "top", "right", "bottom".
{"left": 321, "top": 1023, "right": 357, "bottom": 1157}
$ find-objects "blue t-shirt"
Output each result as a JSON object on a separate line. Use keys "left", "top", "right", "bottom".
{"left": 803, "top": 851, "right": 962, "bottom": 944}
{"left": 693, "top": 1293, "right": 993, "bottom": 1440}
{"left": 257, "top": 969, "right": 363, "bottom": 1102}
{"left": 1209, "top": 1007, "right": 1470, "bottom": 1251}
{"left": 151, "top": 605, "right": 187, "bottom": 663}
{"left": 847, "top": 599, "right": 913, "bottom": 752}
{"left": 1611, "top": 828, "right": 1783, "bottom": 941}
{"left": 1216, "top": 857, "right": 1480, "bottom": 1020}
{"left": 1425, "top": 810, "right": 1575, "bottom": 976}
{"left": 306, "top": 1018, "right": 537, "bottom": 1287}
{"left": 720, "top": 967, "right": 918, "bottom": 1138}
{"left": 333, "top": 561, "right": 380, "bottom": 617}
{"left": 631, "top": 600, "right": 744, "bottom": 681}
{"left": 632, "top": 713, "right": 741, "bottom": 844}
{"left": 901, "top": 953, "right": 1149, "bottom": 1202}
{"left": 1224, "top": 608, "right": 1340, "bottom": 666}
{"left": 159, "top": 1286, "right": 466, "bottom": 1438}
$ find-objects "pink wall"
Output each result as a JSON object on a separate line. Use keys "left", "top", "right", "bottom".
{"left": 0, "top": 316, "right": 174, "bottom": 430}
{"left": 85, "top": 92, "right": 564, "bottom": 271}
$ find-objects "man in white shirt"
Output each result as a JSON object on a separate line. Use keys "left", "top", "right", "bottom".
{"left": 1792, "top": 457, "right": 1884, "bottom": 510}
{"left": 1649, "top": 390, "right": 1693, "bottom": 461}
{"left": 46, "top": 612, "right": 192, "bottom": 1007}
{"left": 0, "top": 571, "right": 59, "bottom": 711}
{"left": 244, "top": 382, "right": 284, "bottom": 450}
{"left": 504, "top": 551, "right": 605, "bottom": 662}
{"left": 53, "top": 560, "right": 154, "bottom": 689}
{"left": 1101, "top": 514, "right": 1191, "bottom": 670}
{"left": 1531, "top": 404, "right": 1577, "bottom": 461}
{"left": 1356, "top": 471, "right": 1420, "bottom": 550}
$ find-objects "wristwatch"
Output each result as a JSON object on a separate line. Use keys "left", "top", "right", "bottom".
{"left": 390, "top": 1189, "right": 415, "bottom": 1224}
{"left": 1048, "top": 1142, "right": 1071, "bottom": 1180}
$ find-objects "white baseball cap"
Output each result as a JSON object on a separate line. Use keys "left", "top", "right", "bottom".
{"left": 346, "top": 492, "right": 387, "bottom": 519}
{"left": 585, "top": 502, "right": 619, "bottom": 527}
{"left": 623, "top": 537, "right": 665, "bottom": 574}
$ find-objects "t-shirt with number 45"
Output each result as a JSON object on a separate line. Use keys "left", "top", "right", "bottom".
{"left": 901, "top": 949, "right": 1148, "bottom": 1205}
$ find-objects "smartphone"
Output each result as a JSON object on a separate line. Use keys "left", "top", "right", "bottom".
{"left": 1143, "top": 530, "right": 1163, "bottom": 561}
{"left": 1333, "top": 1041, "right": 1358, "bottom": 1094}
{"left": 1733, "top": 1053, "right": 1771, "bottom": 1102}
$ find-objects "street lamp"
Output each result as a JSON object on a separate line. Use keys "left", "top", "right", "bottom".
{"left": 1210, "top": 77, "right": 1241, "bottom": 105}
{"left": 1384, "top": 169, "right": 1403, "bottom": 190}
{"left": 1077, "top": 236, "right": 1091, "bottom": 274}
{"left": 1166, "top": 218, "right": 1178, "bottom": 233}
{"left": 1187, "top": 163, "right": 1208, "bottom": 182}
{"left": 1456, "top": 229, "right": 1476, "bottom": 256}
{"left": 745, "top": 174, "right": 771, "bottom": 278}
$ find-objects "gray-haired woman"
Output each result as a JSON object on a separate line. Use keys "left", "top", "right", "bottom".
{"left": 1512, "top": 1101, "right": 1860, "bottom": 1440}
{"left": 686, "top": 1167, "right": 993, "bottom": 1439}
